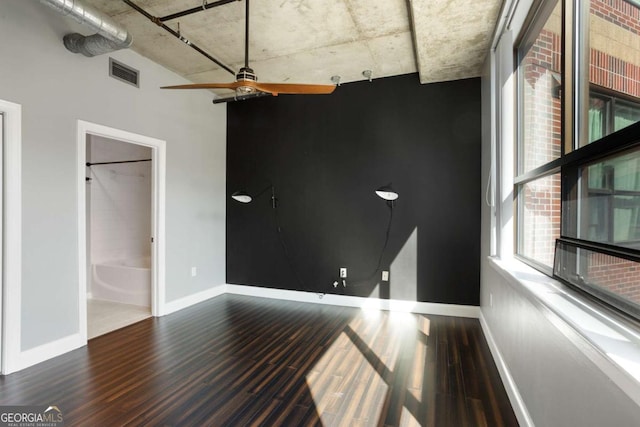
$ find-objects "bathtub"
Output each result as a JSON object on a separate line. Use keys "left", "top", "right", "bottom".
{"left": 91, "top": 257, "right": 151, "bottom": 307}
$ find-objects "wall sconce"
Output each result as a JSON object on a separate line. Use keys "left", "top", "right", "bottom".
{"left": 231, "top": 185, "right": 277, "bottom": 208}
{"left": 231, "top": 190, "right": 252, "bottom": 203}
{"left": 375, "top": 184, "right": 399, "bottom": 205}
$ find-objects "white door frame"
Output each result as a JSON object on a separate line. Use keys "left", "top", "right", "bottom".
{"left": 1, "top": 112, "right": 3, "bottom": 374}
{"left": 1, "top": 99, "right": 22, "bottom": 375}
{"left": 77, "top": 121, "right": 166, "bottom": 343}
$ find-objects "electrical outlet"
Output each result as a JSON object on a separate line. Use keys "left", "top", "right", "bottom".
{"left": 340, "top": 268, "right": 347, "bottom": 278}
{"left": 382, "top": 271, "right": 389, "bottom": 281}
{"left": 191, "top": 266, "right": 197, "bottom": 277}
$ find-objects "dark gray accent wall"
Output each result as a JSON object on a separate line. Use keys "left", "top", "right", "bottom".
{"left": 227, "top": 74, "right": 481, "bottom": 305}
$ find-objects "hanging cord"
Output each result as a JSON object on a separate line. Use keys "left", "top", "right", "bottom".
{"left": 485, "top": 167, "right": 493, "bottom": 207}
{"left": 269, "top": 188, "right": 318, "bottom": 295}
{"left": 344, "top": 202, "right": 394, "bottom": 289}
{"left": 371, "top": 203, "right": 393, "bottom": 279}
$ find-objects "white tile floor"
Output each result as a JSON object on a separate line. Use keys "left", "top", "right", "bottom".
{"left": 87, "top": 299, "right": 151, "bottom": 339}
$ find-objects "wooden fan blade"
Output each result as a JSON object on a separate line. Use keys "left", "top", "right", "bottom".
{"left": 253, "top": 82, "right": 336, "bottom": 95}
{"left": 161, "top": 82, "right": 240, "bottom": 90}
{"left": 161, "top": 80, "right": 336, "bottom": 96}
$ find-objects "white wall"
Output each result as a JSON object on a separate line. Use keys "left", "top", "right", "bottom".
{"left": 88, "top": 136, "right": 152, "bottom": 267}
{"left": 0, "top": 1, "right": 226, "bottom": 353}
{"left": 480, "top": 0, "right": 640, "bottom": 425}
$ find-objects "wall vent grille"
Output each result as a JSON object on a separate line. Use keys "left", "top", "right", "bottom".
{"left": 109, "top": 58, "right": 139, "bottom": 87}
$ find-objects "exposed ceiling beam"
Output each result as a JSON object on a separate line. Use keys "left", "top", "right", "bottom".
{"left": 121, "top": 0, "right": 236, "bottom": 75}
{"left": 159, "top": 0, "right": 239, "bottom": 23}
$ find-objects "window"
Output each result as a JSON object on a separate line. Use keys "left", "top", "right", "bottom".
{"left": 519, "top": 0, "right": 563, "bottom": 175}
{"left": 578, "top": 147, "right": 640, "bottom": 248}
{"left": 518, "top": 173, "right": 561, "bottom": 267}
{"left": 589, "top": 93, "right": 640, "bottom": 144}
{"left": 554, "top": 240, "right": 640, "bottom": 319}
{"left": 516, "top": 0, "right": 563, "bottom": 271}
{"left": 516, "top": 0, "right": 640, "bottom": 320}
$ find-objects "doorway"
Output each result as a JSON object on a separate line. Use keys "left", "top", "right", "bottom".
{"left": 86, "top": 136, "right": 153, "bottom": 338}
{"left": 77, "top": 121, "right": 166, "bottom": 343}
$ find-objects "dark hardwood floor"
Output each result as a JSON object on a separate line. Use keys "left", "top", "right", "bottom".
{"left": 0, "top": 294, "right": 518, "bottom": 426}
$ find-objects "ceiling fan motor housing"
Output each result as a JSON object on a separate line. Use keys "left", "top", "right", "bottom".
{"left": 236, "top": 67, "right": 258, "bottom": 94}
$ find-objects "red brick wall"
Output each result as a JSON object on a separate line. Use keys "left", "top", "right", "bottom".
{"left": 587, "top": 253, "right": 640, "bottom": 305}
{"left": 589, "top": 0, "right": 640, "bottom": 97}
{"left": 590, "top": 50, "right": 640, "bottom": 97}
{"left": 522, "top": 29, "right": 562, "bottom": 171}
{"left": 521, "top": 176, "right": 561, "bottom": 267}
{"left": 590, "top": 0, "right": 640, "bottom": 34}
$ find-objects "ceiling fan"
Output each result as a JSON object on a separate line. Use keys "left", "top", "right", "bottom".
{"left": 161, "top": 0, "right": 336, "bottom": 102}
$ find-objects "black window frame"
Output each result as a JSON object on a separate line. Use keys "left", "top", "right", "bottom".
{"left": 557, "top": 123, "right": 640, "bottom": 320}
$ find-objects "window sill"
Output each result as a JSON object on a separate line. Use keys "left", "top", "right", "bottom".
{"left": 488, "top": 256, "right": 640, "bottom": 406}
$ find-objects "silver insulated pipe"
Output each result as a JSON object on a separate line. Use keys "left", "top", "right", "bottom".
{"left": 40, "top": 0, "right": 132, "bottom": 57}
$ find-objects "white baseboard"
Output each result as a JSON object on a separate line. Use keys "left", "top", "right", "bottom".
{"left": 226, "top": 284, "right": 480, "bottom": 318}
{"left": 160, "top": 284, "right": 226, "bottom": 316}
{"left": 18, "top": 333, "right": 84, "bottom": 372}
{"left": 479, "top": 311, "right": 533, "bottom": 427}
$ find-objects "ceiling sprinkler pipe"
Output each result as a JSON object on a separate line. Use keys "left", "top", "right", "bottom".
{"left": 40, "top": 0, "right": 132, "bottom": 57}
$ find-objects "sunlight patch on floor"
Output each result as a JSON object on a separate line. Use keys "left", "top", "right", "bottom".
{"left": 305, "top": 309, "right": 428, "bottom": 424}
{"left": 306, "top": 332, "right": 389, "bottom": 424}
{"left": 400, "top": 406, "right": 421, "bottom": 427}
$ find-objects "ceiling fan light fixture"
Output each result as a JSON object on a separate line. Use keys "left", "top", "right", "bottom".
{"left": 236, "top": 85, "right": 256, "bottom": 95}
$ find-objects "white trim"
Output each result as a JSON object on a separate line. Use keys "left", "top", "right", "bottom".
{"left": 77, "top": 121, "right": 166, "bottom": 343}
{"left": 17, "top": 333, "right": 83, "bottom": 372}
{"left": 152, "top": 140, "right": 166, "bottom": 317}
{"left": 0, "top": 113, "right": 3, "bottom": 373}
{"left": 479, "top": 311, "right": 534, "bottom": 427}
{"left": 159, "top": 283, "right": 480, "bottom": 318}
{"left": 77, "top": 123, "right": 87, "bottom": 342}
{"left": 1, "top": 99, "right": 22, "bottom": 375}
{"left": 496, "top": 29, "right": 515, "bottom": 260}
{"left": 0, "top": 112, "right": 3, "bottom": 374}
{"left": 226, "top": 285, "right": 481, "bottom": 318}
{"left": 161, "top": 285, "right": 227, "bottom": 316}
{"left": 160, "top": 283, "right": 480, "bottom": 318}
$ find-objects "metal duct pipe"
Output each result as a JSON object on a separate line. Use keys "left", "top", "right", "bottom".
{"left": 40, "top": 0, "right": 132, "bottom": 57}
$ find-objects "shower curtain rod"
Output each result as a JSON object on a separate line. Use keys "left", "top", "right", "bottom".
{"left": 86, "top": 158, "right": 152, "bottom": 167}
